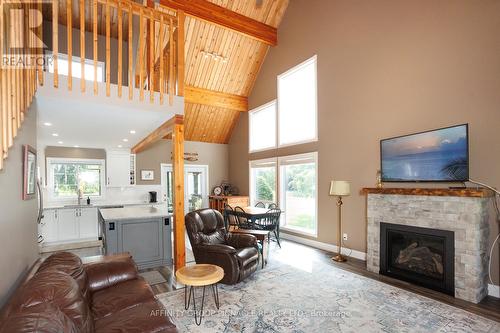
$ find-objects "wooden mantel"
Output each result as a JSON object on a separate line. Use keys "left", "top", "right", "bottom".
{"left": 361, "top": 187, "right": 494, "bottom": 198}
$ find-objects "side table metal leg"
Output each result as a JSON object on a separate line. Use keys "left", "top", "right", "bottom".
{"left": 211, "top": 283, "right": 220, "bottom": 309}
{"left": 193, "top": 285, "right": 206, "bottom": 326}
{"left": 184, "top": 285, "right": 193, "bottom": 310}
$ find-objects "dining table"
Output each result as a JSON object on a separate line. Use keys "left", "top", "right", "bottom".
{"left": 226, "top": 206, "right": 274, "bottom": 224}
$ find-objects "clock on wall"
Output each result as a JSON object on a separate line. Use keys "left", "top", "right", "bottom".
{"left": 213, "top": 186, "right": 223, "bottom": 196}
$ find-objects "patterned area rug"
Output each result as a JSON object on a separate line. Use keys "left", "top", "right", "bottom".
{"left": 156, "top": 244, "right": 500, "bottom": 333}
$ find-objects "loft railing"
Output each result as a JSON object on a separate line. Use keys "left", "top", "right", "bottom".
{"left": 0, "top": 0, "right": 185, "bottom": 171}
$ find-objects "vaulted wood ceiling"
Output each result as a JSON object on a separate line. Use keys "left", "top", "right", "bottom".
{"left": 43, "top": 0, "right": 289, "bottom": 144}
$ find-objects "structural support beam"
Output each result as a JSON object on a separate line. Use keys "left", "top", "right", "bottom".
{"left": 159, "top": 0, "right": 277, "bottom": 45}
{"left": 131, "top": 114, "right": 183, "bottom": 153}
{"left": 184, "top": 86, "right": 248, "bottom": 111}
{"left": 172, "top": 121, "right": 185, "bottom": 270}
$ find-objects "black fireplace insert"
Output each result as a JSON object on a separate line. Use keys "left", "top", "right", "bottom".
{"left": 380, "top": 222, "right": 455, "bottom": 296}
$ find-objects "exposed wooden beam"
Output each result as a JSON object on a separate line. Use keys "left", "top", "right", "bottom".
{"left": 131, "top": 114, "right": 184, "bottom": 153}
{"left": 159, "top": 0, "right": 277, "bottom": 46}
{"left": 184, "top": 86, "right": 248, "bottom": 112}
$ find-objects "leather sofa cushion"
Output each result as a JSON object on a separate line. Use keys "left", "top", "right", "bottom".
{"left": 86, "top": 257, "right": 139, "bottom": 293}
{"left": 9, "top": 270, "right": 93, "bottom": 333}
{"left": 0, "top": 303, "right": 78, "bottom": 333}
{"left": 91, "top": 277, "right": 155, "bottom": 320}
{"left": 95, "top": 301, "right": 177, "bottom": 333}
{"left": 236, "top": 247, "right": 259, "bottom": 267}
{"left": 38, "top": 252, "right": 89, "bottom": 300}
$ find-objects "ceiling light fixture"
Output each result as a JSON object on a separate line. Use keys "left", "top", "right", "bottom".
{"left": 58, "top": 141, "right": 64, "bottom": 144}
{"left": 123, "top": 138, "right": 129, "bottom": 142}
{"left": 201, "top": 50, "right": 228, "bottom": 63}
{"left": 52, "top": 133, "right": 59, "bottom": 137}
{"left": 74, "top": 145, "right": 80, "bottom": 148}
{"left": 130, "top": 130, "right": 136, "bottom": 134}
{"left": 43, "top": 122, "right": 52, "bottom": 126}
{"left": 118, "top": 145, "right": 123, "bottom": 148}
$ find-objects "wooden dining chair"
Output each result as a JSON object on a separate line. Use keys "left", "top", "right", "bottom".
{"left": 224, "top": 204, "right": 239, "bottom": 230}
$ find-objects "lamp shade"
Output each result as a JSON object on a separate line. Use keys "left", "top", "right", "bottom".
{"left": 329, "top": 180, "right": 350, "bottom": 196}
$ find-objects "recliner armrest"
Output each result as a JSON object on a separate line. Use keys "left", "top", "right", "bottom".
{"left": 84, "top": 256, "right": 139, "bottom": 293}
{"left": 226, "top": 233, "right": 257, "bottom": 249}
{"left": 198, "top": 244, "right": 237, "bottom": 255}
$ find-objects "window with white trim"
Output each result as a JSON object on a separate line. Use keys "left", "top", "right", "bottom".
{"left": 47, "top": 158, "right": 105, "bottom": 200}
{"left": 249, "top": 101, "right": 276, "bottom": 152}
{"left": 249, "top": 158, "right": 277, "bottom": 206}
{"left": 278, "top": 55, "right": 317, "bottom": 146}
{"left": 48, "top": 53, "right": 105, "bottom": 82}
{"left": 279, "top": 152, "right": 318, "bottom": 235}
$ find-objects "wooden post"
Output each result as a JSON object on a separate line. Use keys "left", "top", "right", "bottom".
{"left": 93, "top": 0, "right": 98, "bottom": 94}
{"left": 52, "top": 0, "right": 58, "bottom": 88}
{"left": 172, "top": 119, "right": 185, "bottom": 270}
{"left": 67, "top": 0, "right": 72, "bottom": 90}
{"left": 80, "top": 0, "right": 85, "bottom": 92}
{"left": 177, "top": 10, "right": 185, "bottom": 96}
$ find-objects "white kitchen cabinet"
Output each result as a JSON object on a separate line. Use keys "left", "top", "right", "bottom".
{"left": 107, "top": 150, "right": 134, "bottom": 187}
{"left": 39, "top": 210, "right": 58, "bottom": 243}
{"left": 79, "top": 207, "right": 98, "bottom": 240}
{"left": 57, "top": 209, "right": 80, "bottom": 241}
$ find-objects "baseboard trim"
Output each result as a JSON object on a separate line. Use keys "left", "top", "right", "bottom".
{"left": 280, "top": 232, "right": 367, "bottom": 261}
{"left": 489, "top": 284, "right": 500, "bottom": 298}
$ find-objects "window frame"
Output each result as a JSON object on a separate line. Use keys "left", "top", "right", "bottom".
{"left": 278, "top": 152, "right": 318, "bottom": 237}
{"left": 248, "top": 157, "right": 278, "bottom": 207}
{"left": 47, "top": 157, "right": 106, "bottom": 202}
{"left": 277, "top": 55, "right": 318, "bottom": 148}
{"left": 48, "top": 53, "right": 106, "bottom": 82}
{"left": 248, "top": 100, "right": 277, "bottom": 153}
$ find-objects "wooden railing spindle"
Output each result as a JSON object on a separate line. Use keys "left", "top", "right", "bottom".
{"left": 117, "top": 3, "right": 122, "bottom": 97}
{"left": 128, "top": 5, "right": 132, "bottom": 100}
{"left": 80, "top": 0, "right": 85, "bottom": 92}
{"left": 105, "top": 0, "right": 110, "bottom": 96}
{"left": 53, "top": 0, "right": 58, "bottom": 87}
{"left": 93, "top": 0, "right": 98, "bottom": 94}
{"left": 67, "top": 0, "right": 73, "bottom": 91}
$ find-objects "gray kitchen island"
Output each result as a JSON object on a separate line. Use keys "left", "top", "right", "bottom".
{"left": 99, "top": 206, "right": 173, "bottom": 269}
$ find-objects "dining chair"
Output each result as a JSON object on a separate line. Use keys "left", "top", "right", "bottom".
{"left": 267, "top": 203, "right": 278, "bottom": 209}
{"left": 234, "top": 206, "right": 254, "bottom": 229}
{"left": 224, "top": 204, "right": 240, "bottom": 230}
{"left": 256, "top": 208, "right": 282, "bottom": 248}
{"left": 255, "top": 202, "right": 266, "bottom": 208}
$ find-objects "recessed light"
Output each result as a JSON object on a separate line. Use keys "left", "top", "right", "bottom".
{"left": 74, "top": 145, "right": 80, "bottom": 148}
{"left": 123, "top": 138, "right": 128, "bottom": 142}
{"left": 58, "top": 141, "right": 63, "bottom": 144}
{"left": 118, "top": 145, "right": 123, "bottom": 148}
{"left": 130, "top": 130, "right": 136, "bottom": 134}
{"left": 43, "top": 122, "right": 52, "bottom": 126}
{"left": 52, "top": 133, "right": 59, "bottom": 137}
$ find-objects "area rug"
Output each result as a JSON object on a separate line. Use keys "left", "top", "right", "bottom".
{"left": 156, "top": 245, "right": 500, "bottom": 333}
{"left": 139, "top": 271, "right": 167, "bottom": 286}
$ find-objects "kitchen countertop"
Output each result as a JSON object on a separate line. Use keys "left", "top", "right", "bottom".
{"left": 44, "top": 201, "right": 166, "bottom": 210}
{"left": 99, "top": 205, "right": 171, "bottom": 221}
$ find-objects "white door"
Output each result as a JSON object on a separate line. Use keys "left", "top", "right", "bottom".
{"left": 57, "top": 209, "right": 79, "bottom": 241}
{"left": 161, "top": 164, "right": 209, "bottom": 214}
{"left": 79, "top": 207, "right": 98, "bottom": 240}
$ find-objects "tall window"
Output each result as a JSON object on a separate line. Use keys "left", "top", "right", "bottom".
{"left": 279, "top": 152, "right": 318, "bottom": 235}
{"left": 278, "top": 55, "right": 317, "bottom": 146}
{"left": 47, "top": 158, "right": 105, "bottom": 199}
{"left": 249, "top": 101, "right": 277, "bottom": 152}
{"left": 48, "top": 53, "right": 105, "bottom": 82}
{"left": 249, "top": 158, "right": 277, "bottom": 206}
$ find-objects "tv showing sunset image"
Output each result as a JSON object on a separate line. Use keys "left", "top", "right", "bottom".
{"left": 381, "top": 124, "right": 469, "bottom": 182}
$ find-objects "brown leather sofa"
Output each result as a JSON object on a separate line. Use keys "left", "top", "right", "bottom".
{"left": 186, "top": 208, "right": 259, "bottom": 285}
{"left": 0, "top": 252, "right": 177, "bottom": 333}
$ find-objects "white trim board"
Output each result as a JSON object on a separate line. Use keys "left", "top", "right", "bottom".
{"left": 280, "top": 232, "right": 367, "bottom": 261}
{"left": 489, "top": 284, "right": 500, "bottom": 298}
{"left": 280, "top": 232, "right": 500, "bottom": 298}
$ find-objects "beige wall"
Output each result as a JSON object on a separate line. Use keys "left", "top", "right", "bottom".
{"left": 136, "top": 140, "right": 229, "bottom": 191}
{"left": 0, "top": 102, "right": 39, "bottom": 307}
{"left": 228, "top": 0, "right": 500, "bottom": 284}
{"left": 44, "top": 146, "right": 106, "bottom": 182}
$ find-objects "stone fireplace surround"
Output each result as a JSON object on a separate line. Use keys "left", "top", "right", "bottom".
{"left": 363, "top": 188, "right": 493, "bottom": 304}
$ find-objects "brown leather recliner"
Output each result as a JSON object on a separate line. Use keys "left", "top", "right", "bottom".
{"left": 0, "top": 252, "right": 177, "bottom": 333}
{"left": 186, "top": 209, "right": 259, "bottom": 285}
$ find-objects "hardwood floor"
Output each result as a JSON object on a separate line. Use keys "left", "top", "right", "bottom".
{"left": 140, "top": 239, "right": 500, "bottom": 323}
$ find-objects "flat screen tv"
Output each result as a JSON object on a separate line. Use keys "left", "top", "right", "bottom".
{"left": 380, "top": 124, "right": 469, "bottom": 182}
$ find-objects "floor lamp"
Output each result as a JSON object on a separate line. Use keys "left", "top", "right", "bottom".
{"left": 329, "top": 180, "right": 350, "bottom": 262}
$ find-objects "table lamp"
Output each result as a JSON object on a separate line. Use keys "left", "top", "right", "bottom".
{"left": 329, "top": 180, "right": 350, "bottom": 262}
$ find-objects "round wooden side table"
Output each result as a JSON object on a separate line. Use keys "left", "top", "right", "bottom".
{"left": 175, "top": 264, "right": 224, "bottom": 325}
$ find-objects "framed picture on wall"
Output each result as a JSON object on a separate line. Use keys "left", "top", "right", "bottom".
{"left": 23, "top": 145, "right": 37, "bottom": 200}
{"left": 141, "top": 170, "right": 155, "bottom": 181}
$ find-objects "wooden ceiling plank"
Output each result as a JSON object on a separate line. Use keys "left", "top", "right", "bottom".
{"left": 159, "top": 0, "right": 277, "bottom": 45}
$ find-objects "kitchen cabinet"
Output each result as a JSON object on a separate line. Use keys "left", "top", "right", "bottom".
{"left": 107, "top": 150, "right": 135, "bottom": 187}
{"left": 40, "top": 207, "right": 98, "bottom": 244}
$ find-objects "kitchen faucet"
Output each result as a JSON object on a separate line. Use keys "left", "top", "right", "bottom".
{"left": 77, "top": 188, "right": 83, "bottom": 206}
